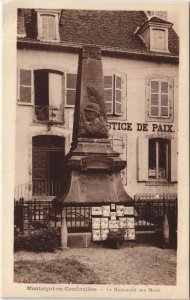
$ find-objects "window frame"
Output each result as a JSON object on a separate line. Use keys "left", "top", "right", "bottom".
{"left": 104, "top": 72, "right": 126, "bottom": 117}
{"left": 37, "top": 10, "right": 60, "bottom": 42}
{"left": 146, "top": 76, "right": 174, "bottom": 122}
{"left": 148, "top": 138, "right": 171, "bottom": 182}
{"left": 150, "top": 26, "right": 169, "bottom": 52}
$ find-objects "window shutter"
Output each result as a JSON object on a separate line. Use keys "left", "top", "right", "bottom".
{"left": 137, "top": 136, "right": 148, "bottom": 181}
{"left": 104, "top": 75, "right": 113, "bottom": 114}
{"left": 109, "top": 135, "right": 126, "bottom": 184}
{"left": 18, "top": 69, "right": 33, "bottom": 104}
{"left": 146, "top": 78, "right": 150, "bottom": 117}
{"left": 111, "top": 136, "right": 124, "bottom": 154}
{"left": 171, "top": 139, "right": 178, "bottom": 182}
{"left": 160, "top": 80, "right": 169, "bottom": 117}
{"left": 114, "top": 74, "right": 122, "bottom": 115}
{"left": 49, "top": 72, "right": 63, "bottom": 107}
{"left": 150, "top": 79, "right": 159, "bottom": 117}
{"left": 168, "top": 78, "right": 174, "bottom": 117}
{"left": 152, "top": 29, "right": 166, "bottom": 51}
{"left": 66, "top": 73, "right": 77, "bottom": 106}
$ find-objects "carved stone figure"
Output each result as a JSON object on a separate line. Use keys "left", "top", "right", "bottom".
{"left": 79, "top": 86, "right": 109, "bottom": 138}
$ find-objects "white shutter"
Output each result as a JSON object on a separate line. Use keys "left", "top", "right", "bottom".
{"left": 114, "top": 74, "right": 122, "bottom": 115}
{"left": 114, "top": 72, "right": 126, "bottom": 116}
{"left": 168, "top": 78, "right": 174, "bottom": 118}
{"left": 49, "top": 72, "right": 63, "bottom": 107}
{"left": 104, "top": 74, "right": 113, "bottom": 114}
{"left": 152, "top": 29, "right": 166, "bottom": 51}
{"left": 160, "top": 80, "right": 169, "bottom": 117}
{"left": 171, "top": 138, "right": 178, "bottom": 182}
{"left": 18, "top": 69, "right": 33, "bottom": 104}
{"left": 150, "top": 79, "right": 159, "bottom": 117}
{"left": 109, "top": 135, "right": 127, "bottom": 184}
{"left": 137, "top": 136, "right": 148, "bottom": 181}
{"left": 65, "top": 73, "right": 77, "bottom": 106}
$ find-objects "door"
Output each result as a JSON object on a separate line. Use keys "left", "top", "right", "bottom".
{"left": 32, "top": 135, "right": 66, "bottom": 196}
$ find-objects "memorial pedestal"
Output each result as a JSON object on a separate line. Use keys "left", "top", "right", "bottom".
{"left": 53, "top": 46, "right": 135, "bottom": 244}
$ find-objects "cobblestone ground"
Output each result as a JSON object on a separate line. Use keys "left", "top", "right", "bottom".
{"left": 14, "top": 246, "right": 176, "bottom": 285}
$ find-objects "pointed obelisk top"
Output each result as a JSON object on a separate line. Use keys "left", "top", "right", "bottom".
{"left": 72, "top": 46, "right": 108, "bottom": 147}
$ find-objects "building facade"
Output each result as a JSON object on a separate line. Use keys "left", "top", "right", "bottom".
{"left": 15, "top": 9, "right": 179, "bottom": 201}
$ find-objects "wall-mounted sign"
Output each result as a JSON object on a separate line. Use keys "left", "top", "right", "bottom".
{"left": 108, "top": 122, "right": 174, "bottom": 133}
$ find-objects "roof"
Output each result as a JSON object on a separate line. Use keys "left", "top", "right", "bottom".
{"left": 147, "top": 16, "right": 173, "bottom": 25}
{"left": 17, "top": 9, "right": 179, "bottom": 62}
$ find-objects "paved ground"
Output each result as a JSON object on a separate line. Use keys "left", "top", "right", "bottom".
{"left": 14, "top": 246, "right": 176, "bottom": 285}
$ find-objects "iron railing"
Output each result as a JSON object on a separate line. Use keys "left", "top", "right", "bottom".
{"left": 14, "top": 198, "right": 92, "bottom": 233}
{"left": 32, "top": 179, "right": 65, "bottom": 197}
{"left": 14, "top": 180, "right": 65, "bottom": 200}
{"left": 14, "top": 196, "right": 177, "bottom": 234}
{"left": 34, "top": 105, "right": 64, "bottom": 123}
{"left": 14, "top": 182, "right": 32, "bottom": 200}
{"left": 134, "top": 194, "right": 177, "bottom": 231}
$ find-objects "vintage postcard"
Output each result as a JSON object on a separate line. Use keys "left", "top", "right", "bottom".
{"left": 2, "top": 0, "right": 189, "bottom": 299}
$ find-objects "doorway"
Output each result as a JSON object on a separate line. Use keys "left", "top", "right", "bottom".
{"left": 32, "top": 135, "right": 66, "bottom": 196}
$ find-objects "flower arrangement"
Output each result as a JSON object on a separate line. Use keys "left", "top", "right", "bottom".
{"left": 106, "top": 228, "right": 126, "bottom": 249}
{"left": 107, "top": 228, "right": 126, "bottom": 242}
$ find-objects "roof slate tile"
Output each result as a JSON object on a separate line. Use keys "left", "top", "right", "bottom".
{"left": 17, "top": 9, "right": 179, "bottom": 58}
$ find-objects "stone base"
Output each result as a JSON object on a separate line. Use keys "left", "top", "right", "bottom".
{"left": 67, "top": 232, "right": 92, "bottom": 248}
{"left": 54, "top": 138, "right": 132, "bottom": 206}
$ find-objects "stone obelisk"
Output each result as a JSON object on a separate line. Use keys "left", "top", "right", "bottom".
{"left": 54, "top": 45, "right": 132, "bottom": 205}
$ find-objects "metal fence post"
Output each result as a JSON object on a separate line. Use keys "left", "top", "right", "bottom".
{"left": 61, "top": 209, "right": 68, "bottom": 249}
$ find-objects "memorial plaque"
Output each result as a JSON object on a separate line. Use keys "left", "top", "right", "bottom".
{"left": 101, "top": 229, "right": 109, "bottom": 241}
{"left": 100, "top": 218, "right": 109, "bottom": 229}
{"left": 102, "top": 205, "right": 110, "bottom": 217}
{"left": 124, "top": 206, "right": 134, "bottom": 215}
{"left": 127, "top": 229, "right": 136, "bottom": 240}
{"left": 126, "top": 217, "right": 135, "bottom": 228}
{"left": 119, "top": 217, "right": 127, "bottom": 228}
{"left": 92, "top": 229, "right": 101, "bottom": 241}
{"left": 92, "top": 207, "right": 102, "bottom": 216}
{"left": 92, "top": 218, "right": 101, "bottom": 229}
{"left": 116, "top": 205, "right": 124, "bottom": 216}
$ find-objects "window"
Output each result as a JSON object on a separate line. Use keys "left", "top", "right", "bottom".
{"left": 151, "top": 28, "right": 168, "bottom": 52}
{"left": 18, "top": 69, "right": 33, "bottom": 104}
{"left": 152, "top": 29, "right": 166, "bottom": 51}
{"left": 104, "top": 73, "right": 125, "bottom": 116}
{"left": 34, "top": 69, "right": 63, "bottom": 122}
{"left": 148, "top": 138, "right": 170, "bottom": 181}
{"left": 65, "top": 73, "right": 77, "bottom": 106}
{"left": 37, "top": 10, "right": 60, "bottom": 42}
{"left": 150, "top": 79, "right": 169, "bottom": 117}
{"left": 146, "top": 77, "right": 173, "bottom": 121}
{"left": 18, "top": 68, "right": 77, "bottom": 109}
{"left": 137, "top": 136, "right": 177, "bottom": 183}
{"left": 40, "top": 15, "right": 56, "bottom": 40}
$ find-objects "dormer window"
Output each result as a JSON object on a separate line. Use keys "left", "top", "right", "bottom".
{"left": 37, "top": 10, "right": 60, "bottom": 42}
{"left": 40, "top": 15, "right": 56, "bottom": 40}
{"left": 136, "top": 16, "right": 172, "bottom": 53}
{"left": 151, "top": 28, "right": 168, "bottom": 51}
